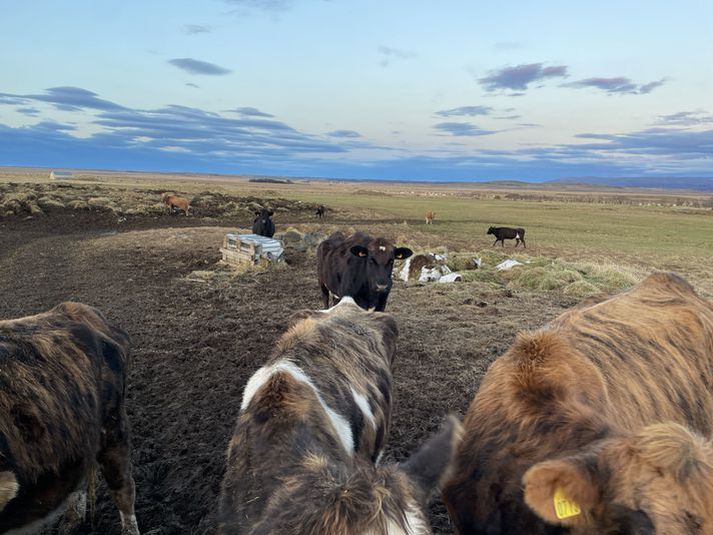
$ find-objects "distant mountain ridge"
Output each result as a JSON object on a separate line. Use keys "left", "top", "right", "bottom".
{"left": 546, "top": 177, "right": 713, "bottom": 192}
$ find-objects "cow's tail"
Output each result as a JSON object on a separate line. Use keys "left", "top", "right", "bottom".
{"left": 0, "top": 471, "right": 19, "bottom": 511}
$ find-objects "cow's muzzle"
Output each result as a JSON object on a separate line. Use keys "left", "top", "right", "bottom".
{"left": 375, "top": 284, "right": 389, "bottom": 293}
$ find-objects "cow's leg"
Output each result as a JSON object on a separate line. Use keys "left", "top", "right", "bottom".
{"left": 492, "top": 238, "right": 499, "bottom": 246}
{"left": 522, "top": 238, "right": 526, "bottom": 248}
{"left": 375, "top": 293, "right": 389, "bottom": 312}
{"left": 320, "top": 283, "right": 330, "bottom": 308}
{"left": 59, "top": 488, "right": 88, "bottom": 533}
{"left": 98, "top": 414, "right": 140, "bottom": 535}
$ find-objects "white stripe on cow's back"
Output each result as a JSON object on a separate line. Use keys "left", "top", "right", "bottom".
{"left": 362, "top": 501, "right": 430, "bottom": 535}
{"left": 240, "top": 360, "right": 355, "bottom": 456}
{"left": 351, "top": 387, "right": 376, "bottom": 429}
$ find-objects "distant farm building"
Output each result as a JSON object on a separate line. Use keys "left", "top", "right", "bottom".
{"left": 50, "top": 170, "right": 73, "bottom": 180}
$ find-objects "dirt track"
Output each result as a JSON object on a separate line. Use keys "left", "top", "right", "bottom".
{"left": 0, "top": 212, "right": 577, "bottom": 534}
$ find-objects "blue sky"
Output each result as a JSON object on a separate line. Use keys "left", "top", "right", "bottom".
{"left": 1, "top": 0, "right": 712, "bottom": 182}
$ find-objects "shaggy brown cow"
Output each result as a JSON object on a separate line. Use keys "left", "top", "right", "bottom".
{"left": 425, "top": 211, "right": 435, "bottom": 225}
{"left": 162, "top": 193, "right": 190, "bottom": 215}
{"left": 443, "top": 272, "right": 713, "bottom": 534}
{"left": 218, "top": 298, "right": 461, "bottom": 534}
{"left": 0, "top": 303, "right": 139, "bottom": 535}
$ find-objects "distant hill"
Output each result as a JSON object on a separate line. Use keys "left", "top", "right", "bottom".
{"left": 546, "top": 177, "right": 713, "bottom": 192}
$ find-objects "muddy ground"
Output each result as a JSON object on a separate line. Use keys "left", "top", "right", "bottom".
{"left": 0, "top": 210, "right": 578, "bottom": 534}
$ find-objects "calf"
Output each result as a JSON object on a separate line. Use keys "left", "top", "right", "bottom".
{"left": 218, "top": 298, "right": 461, "bottom": 534}
{"left": 425, "top": 211, "right": 435, "bottom": 225}
{"left": 316, "top": 205, "right": 326, "bottom": 219}
{"left": 162, "top": 194, "right": 190, "bottom": 216}
{"left": 252, "top": 208, "right": 275, "bottom": 238}
{"left": 442, "top": 272, "right": 713, "bottom": 534}
{"left": 0, "top": 303, "right": 139, "bottom": 535}
{"left": 487, "top": 226, "right": 526, "bottom": 248}
{"left": 317, "top": 231, "right": 413, "bottom": 312}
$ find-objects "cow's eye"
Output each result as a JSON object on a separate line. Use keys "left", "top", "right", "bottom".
{"left": 370, "top": 258, "right": 377, "bottom": 265}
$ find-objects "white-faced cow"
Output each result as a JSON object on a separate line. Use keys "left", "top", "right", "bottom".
{"left": 252, "top": 208, "right": 275, "bottom": 238}
{"left": 443, "top": 272, "right": 713, "bottom": 534}
{"left": 218, "top": 298, "right": 461, "bottom": 534}
{"left": 317, "top": 231, "right": 413, "bottom": 312}
{"left": 0, "top": 302, "right": 139, "bottom": 535}
{"left": 487, "top": 226, "right": 526, "bottom": 248}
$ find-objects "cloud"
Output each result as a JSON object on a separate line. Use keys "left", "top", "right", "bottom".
{"left": 16, "top": 107, "right": 41, "bottom": 116}
{"left": 563, "top": 77, "right": 666, "bottom": 95}
{"left": 168, "top": 58, "right": 231, "bottom": 75}
{"left": 185, "top": 83, "right": 200, "bottom": 88}
{"left": 493, "top": 42, "right": 524, "bottom": 52}
{"left": 435, "top": 105, "right": 493, "bottom": 117}
{"left": 227, "top": 106, "right": 274, "bottom": 118}
{"left": 0, "top": 86, "right": 126, "bottom": 111}
{"left": 478, "top": 63, "right": 568, "bottom": 92}
{"left": 327, "top": 130, "right": 361, "bottom": 138}
{"left": 377, "top": 45, "right": 416, "bottom": 67}
{"left": 434, "top": 122, "right": 496, "bottom": 136}
{"left": 182, "top": 24, "right": 212, "bottom": 34}
{"left": 657, "top": 110, "right": 713, "bottom": 126}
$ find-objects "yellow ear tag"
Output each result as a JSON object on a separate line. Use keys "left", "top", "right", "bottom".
{"left": 554, "top": 487, "right": 581, "bottom": 520}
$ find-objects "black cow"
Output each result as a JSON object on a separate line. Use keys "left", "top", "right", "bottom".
{"left": 252, "top": 208, "right": 275, "bottom": 238}
{"left": 487, "top": 226, "right": 526, "bottom": 248}
{"left": 315, "top": 205, "right": 326, "bottom": 219}
{"left": 317, "top": 231, "right": 413, "bottom": 312}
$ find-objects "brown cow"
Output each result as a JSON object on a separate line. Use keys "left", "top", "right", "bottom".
{"left": 162, "top": 193, "right": 190, "bottom": 215}
{"left": 443, "top": 272, "right": 713, "bottom": 534}
{"left": 218, "top": 298, "right": 461, "bottom": 534}
{"left": 0, "top": 303, "right": 139, "bottom": 535}
{"left": 425, "top": 211, "right": 435, "bottom": 225}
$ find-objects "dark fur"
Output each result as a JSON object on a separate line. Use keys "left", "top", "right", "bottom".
{"left": 252, "top": 208, "right": 275, "bottom": 238}
{"left": 316, "top": 232, "right": 413, "bottom": 312}
{"left": 218, "top": 300, "right": 461, "bottom": 534}
{"left": 315, "top": 205, "right": 326, "bottom": 219}
{"left": 487, "top": 226, "right": 526, "bottom": 248}
{"left": 443, "top": 273, "right": 713, "bottom": 534}
{"left": 0, "top": 303, "right": 139, "bottom": 534}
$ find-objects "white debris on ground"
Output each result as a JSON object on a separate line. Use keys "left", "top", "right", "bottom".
{"left": 400, "top": 254, "right": 463, "bottom": 283}
{"left": 495, "top": 259, "right": 524, "bottom": 271}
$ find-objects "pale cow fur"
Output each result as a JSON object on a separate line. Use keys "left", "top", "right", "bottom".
{"left": 443, "top": 272, "right": 713, "bottom": 534}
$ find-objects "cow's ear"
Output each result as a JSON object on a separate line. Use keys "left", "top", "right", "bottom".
{"left": 401, "top": 415, "right": 463, "bottom": 506}
{"left": 523, "top": 455, "right": 600, "bottom": 527}
{"left": 394, "top": 247, "right": 413, "bottom": 260}
{"left": 268, "top": 210, "right": 274, "bottom": 216}
{"left": 350, "top": 245, "right": 368, "bottom": 258}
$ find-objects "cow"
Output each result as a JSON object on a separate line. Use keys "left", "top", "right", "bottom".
{"left": 425, "top": 211, "right": 435, "bottom": 225}
{"left": 0, "top": 302, "right": 139, "bottom": 535}
{"left": 316, "top": 231, "right": 413, "bottom": 312}
{"left": 316, "top": 205, "right": 326, "bottom": 219}
{"left": 442, "top": 272, "right": 713, "bottom": 534}
{"left": 218, "top": 297, "right": 461, "bottom": 534}
{"left": 487, "top": 226, "right": 526, "bottom": 248}
{"left": 252, "top": 208, "right": 275, "bottom": 238}
{"left": 162, "top": 194, "right": 190, "bottom": 216}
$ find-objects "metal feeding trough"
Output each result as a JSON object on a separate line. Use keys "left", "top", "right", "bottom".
{"left": 221, "top": 233, "right": 285, "bottom": 266}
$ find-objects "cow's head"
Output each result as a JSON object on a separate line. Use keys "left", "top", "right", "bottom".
{"left": 523, "top": 422, "right": 713, "bottom": 534}
{"left": 255, "top": 208, "right": 274, "bottom": 219}
{"left": 486, "top": 226, "right": 496, "bottom": 235}
{"left": 350, "top": 238, "right": 413, "bottom": 294}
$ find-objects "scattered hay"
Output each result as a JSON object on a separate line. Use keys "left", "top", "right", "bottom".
{"left": 563, "top": 280, "right": 601, "bottom": 297}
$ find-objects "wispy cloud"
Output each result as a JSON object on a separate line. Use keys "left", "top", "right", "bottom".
{"left": 168, "top": 58, "right": 231, "bottom": 75}
{"left": 656, "top": 110, "right": 713, "bottom": 126}
{"left": 327, "top": 129, "right": 361, "bottom": 138}
{"left": 15, "top": 107, "right": 41, "bottom": 116}
{"left": 478, "top": 63, "right": 568, "bottom": 92}
{"left": 493, "top": 42, "right": 524, "bottom": 52}
{"left": 377, "top": 45, "right": 416, "bottom": 67}
{"left": 226, "top": 106, "right": 274, "bottom": 118}
{"left": 563, "top": 77, "right": 666, "bottom": 95}
{"left": 435, "top": 105, "right": 493, "bottom": 117}
{"left": 185, "top": 83, "right": 200, "bottom": 88}
{"left": 433, "top": 122, "right": 496, "bottom": 136}
{"left": 0, "top": 86, "right": 126, "bottom": 111}
{"left": 182, "top": 24, "right": 212, "bottom": 34}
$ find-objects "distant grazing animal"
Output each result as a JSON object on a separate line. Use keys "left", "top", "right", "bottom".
{"left": 317, "top": 231, "right": 413, "bottom": 312}
{"left": 443, "top": 272, "right": 713, "bottom": 534}
{"left": 252, "top": 208, "right": 275, "bottom": 238}
{"left": 425, "top": 211, "right": 435, "bottom": 225}
{"left": 0, "top": 303, "right": 139, "bottom": 535}
{"left": 218, "top": 297, "right": 461, "bottom": 534}
{"left": 162, "top": 194, "right": 190, "bottom": 216}
{"left": 315, "top": 205, "right": 326, "bottom": 219}
{"left": 487, "top": 226, "right": 526, "bottom": 248}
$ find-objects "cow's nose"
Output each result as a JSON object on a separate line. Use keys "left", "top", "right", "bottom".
{"left": 376, "top": 284, "right": 388, "bottom": 292}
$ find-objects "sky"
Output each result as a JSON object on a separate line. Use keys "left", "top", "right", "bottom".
{"left": 1, "top": 0, "right": 712, "bottom": 182}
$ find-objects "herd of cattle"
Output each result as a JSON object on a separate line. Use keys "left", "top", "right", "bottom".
{"left": 2, "top": 202, "right": 712, "bottom": 534}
